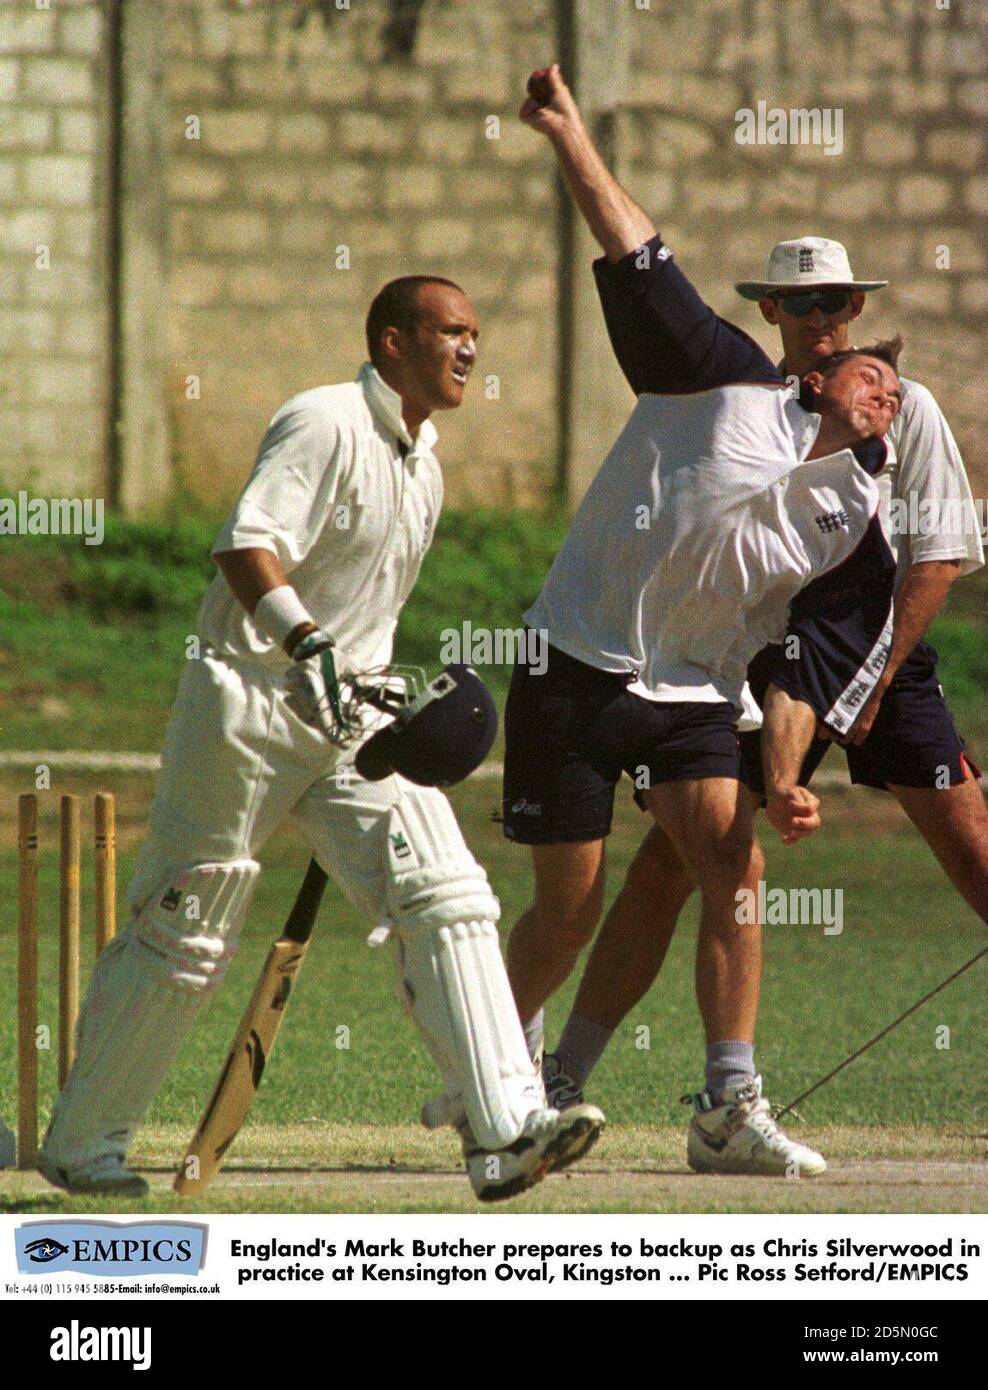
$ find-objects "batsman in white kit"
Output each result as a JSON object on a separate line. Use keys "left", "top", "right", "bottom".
{"left": 39, "top": 275, "right": 604, "bottom": 1202}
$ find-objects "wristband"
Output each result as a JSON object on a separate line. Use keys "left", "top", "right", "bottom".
{"left": 253, "top": 585, "right": 315, "bottom": 647}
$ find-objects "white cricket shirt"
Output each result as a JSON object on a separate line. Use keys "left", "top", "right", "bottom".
{"left": 198, "top": 363, "right": 443, "bottom": 669}
{"left": 775, "top": 363, "right": 984, "bottom": 588}
{"left": 880, "top": 377, "right": 984, "bottom": 585}
{"left": 525, "top": 383, "right": 885, "bottom": 708}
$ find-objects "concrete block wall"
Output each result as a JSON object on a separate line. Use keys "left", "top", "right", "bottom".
{"left": 164, "top": 0, "right": 559, "bottom": 507}
{"left": 1, "top": 0, "right": 984, "bottom": 507}
{"left": 0, "top": 0, "right": 108, "bottom": 495}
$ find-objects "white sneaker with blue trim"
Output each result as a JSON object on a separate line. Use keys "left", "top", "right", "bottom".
{"left": 684, "top": 1075, "right": 826, "bottom": 1177}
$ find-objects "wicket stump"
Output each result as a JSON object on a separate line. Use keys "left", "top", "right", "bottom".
{"left": 15, "top": 791, "right": 118, "bottom": 1168}
{"left": 17, "top": 795, "right": 39, "bottom": 1169}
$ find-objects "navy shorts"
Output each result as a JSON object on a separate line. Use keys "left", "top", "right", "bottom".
{"left": 502, "top": 644, "right": 741, "bottom": 845}
{"left": 741, "top": 640, "right": 979, "bottom": 796}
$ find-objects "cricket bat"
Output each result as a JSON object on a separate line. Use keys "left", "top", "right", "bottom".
{"left": 174, "top": 858, "right": 329, "bottom": 1195}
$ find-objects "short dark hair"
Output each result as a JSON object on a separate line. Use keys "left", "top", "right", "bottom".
{"left": 813, "top": 335, "right": 904, "bottom": 378}
{"left": 365, "top": 275, "right": 464, "bottom": 368}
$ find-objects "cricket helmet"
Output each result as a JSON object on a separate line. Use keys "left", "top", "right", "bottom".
{"left": 354, "top": 664, "right": 497, "bottom": 787}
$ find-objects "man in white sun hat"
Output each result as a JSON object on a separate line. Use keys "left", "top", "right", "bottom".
{"left": 519, "top": 64, "right": 986, "bottom": 1172}
{"left": 735, "top": 235, "right": 889, "bottom": 301}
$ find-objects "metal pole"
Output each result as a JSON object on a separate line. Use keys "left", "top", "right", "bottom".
{"left": 554, "top": 0, "right": 630, "bottom": 507}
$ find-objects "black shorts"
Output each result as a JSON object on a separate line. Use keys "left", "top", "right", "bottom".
{"left": 502, "top": 644, "right": 741, "bottom": 845}
{"left": 773, "top": 515, "right": 895, "bottom": 738}
{"left": 741, "top": 640, "right": 979, "bottom": 796}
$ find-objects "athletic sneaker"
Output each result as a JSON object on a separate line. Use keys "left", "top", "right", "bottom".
{"left": 683, "top": 1076, "right": 827, "bottom": 1177}
{"left": 542, "top": 1052, "right": 585, "bottom": 1111}
{"left": 463, "top": 1104, "right": 605, "bottom": 1202}
{"left": 38, "top": 1151, "right": 149, "bottom": 1198}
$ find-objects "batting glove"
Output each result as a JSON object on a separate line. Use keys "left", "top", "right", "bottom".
{"left": 284, "top": 630, "right": 357, "bottom": 744}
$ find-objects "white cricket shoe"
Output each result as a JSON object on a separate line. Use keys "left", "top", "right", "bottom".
{"left": 463, "top": 1104, "right": 605, "bottom": 1202}
{"left": 683, "top": 1076, "right": 826, "bottom": 1177}
{"left": 542, "top": 1052, "right": 586, "bottom": 1111}
{"left": 38, "top": 1151, "right": 149, "bottom": 1198}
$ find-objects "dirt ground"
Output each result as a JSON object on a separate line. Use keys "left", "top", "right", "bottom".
{"left": 3, "top": 1124, "right": 985, "bottom": 1215}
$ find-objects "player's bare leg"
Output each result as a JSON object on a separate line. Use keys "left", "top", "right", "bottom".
{"left": 638, "top": 776, "right": 824, "bottom": 1175}
{"left": 641, "top": 778, "right": 763, "bottom": 1042}
{"left": 890, "top": 776, "right": 988, "bottom": 926}
{"left": 506, "top": 839, "right": 607, "bottom": 1028}
{"left": 541, "top": 825, "right": 693, "bottom": 1109}
{"left": 572, "top": 824, "right": 694, "bottom": 1028}
{"left": 546, "top": 784, "right": 781, "bottom": 1105}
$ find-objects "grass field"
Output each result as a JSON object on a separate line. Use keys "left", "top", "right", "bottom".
{"left": 1, "top": 771, "right": 985, "bottom": 1215}
{"left": 1, "top": 507, "right": 987, "bottom": 753}
{"left": 1, "top": 507, "right": 985, "bottom": 1213}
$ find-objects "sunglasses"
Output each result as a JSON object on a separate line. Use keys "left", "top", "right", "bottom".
{"left": 773, "top": 289, "right": 853, "bottom": 317}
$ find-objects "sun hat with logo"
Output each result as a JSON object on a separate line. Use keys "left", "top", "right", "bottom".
{"left": 735, "top": 237, "right": 889, "bottom": 300}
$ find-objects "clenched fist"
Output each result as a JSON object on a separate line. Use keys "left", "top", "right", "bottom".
{"left": 520, "top": 62, "right": 583, "bottom": 135}
{"left": 764, "top": 785, "right": 821, "bottom": 846}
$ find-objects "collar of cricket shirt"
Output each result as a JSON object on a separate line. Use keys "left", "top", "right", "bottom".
{"left": 358, "top": 362, "right": 439, "bottom": 456}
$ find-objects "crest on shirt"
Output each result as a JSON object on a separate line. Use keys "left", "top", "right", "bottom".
{"left": 814, "top": 509, "right": 850, "bottom": 534}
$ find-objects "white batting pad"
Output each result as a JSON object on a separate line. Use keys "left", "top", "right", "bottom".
{"left": 43, "top": 931, "right": 207, "bottom": 1167}
{"left": 135, "top": 858, "right": 260, "bottom": 991}
{"left": 392, "top": 921, "right": 544, "bottom": 1151}
{"left": 384, "top": 795, "right": 542, "bottom": 1150}
{"left": 43, "top": 859, "right": 260, "bottom": 1169}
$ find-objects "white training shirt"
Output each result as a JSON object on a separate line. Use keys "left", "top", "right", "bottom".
{"left": 524, "top": 383, "right": 885, "bottom": 708}
{"left": 880, "top": 376, "right": 984, "bottom": 586}
{"left": 775, "top": 362, "right": 984, "bottom": 588}
{"left": 197, "top": 363, "right": 443, "bottom": 670}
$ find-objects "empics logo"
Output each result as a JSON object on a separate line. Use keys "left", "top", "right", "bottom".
{"left": 50, "top": 1321, "right": 151, "bottom": 1372}
{"left": 16, "top": 1220, "right": 207, "bottom": 1276}
{"left": 22, "top": 1237, "right": 69, "bottom": 1264}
